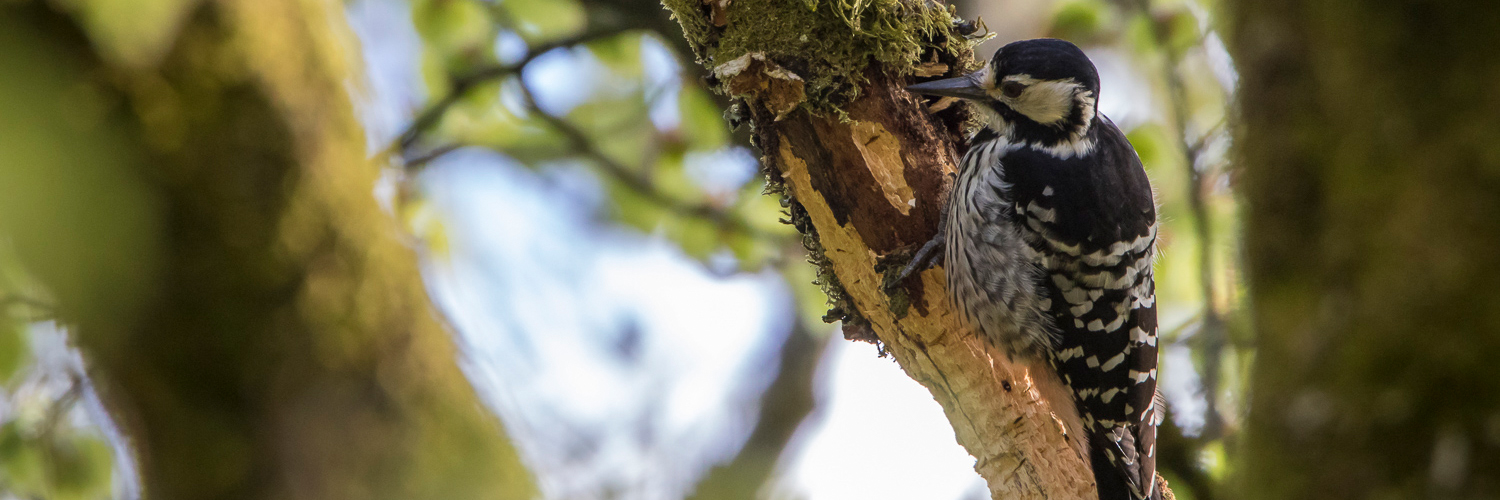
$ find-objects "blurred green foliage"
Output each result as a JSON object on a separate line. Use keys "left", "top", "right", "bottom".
{"left": 0, "top": 419, "right": 114, "bottom": 500}
{"left": 401, "top": 0, "right": 799, "bottom": 273}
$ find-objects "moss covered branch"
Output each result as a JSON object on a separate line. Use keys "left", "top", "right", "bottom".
{"left": 660, "top": 1, "right": 1099, "bottom": 497}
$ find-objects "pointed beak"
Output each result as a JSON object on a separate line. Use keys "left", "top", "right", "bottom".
{"left": 906, "top": 72, "right": 988, "bottom": 100}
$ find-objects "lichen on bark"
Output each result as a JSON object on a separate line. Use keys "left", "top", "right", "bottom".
{"left": 664, "top": 0, "right": 975, "bottom": 113}
{"left": 660, "top": 1, "right": 1105, "bottom": 498}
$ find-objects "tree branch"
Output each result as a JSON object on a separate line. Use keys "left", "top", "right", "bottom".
{"left": 389, "top": 28, "right": 628, "bottom": 160}
{"left": 509, "top": 80, "right": 766, "bottom": 239}
{"left": 658, "top": 2, "right": 1102, "bottom": 498}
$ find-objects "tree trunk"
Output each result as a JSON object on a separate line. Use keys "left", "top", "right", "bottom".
{"left": 1229, "top": 1, "right": 1500, "bottom": 498}
{"left": 0, "top": 1, "right": 535, "bottom": 499}
{"left": 662, "top": 1, "right": 1099, "bottom": 498}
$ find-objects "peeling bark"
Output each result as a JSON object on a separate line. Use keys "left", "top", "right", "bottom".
{"left": 662, "top": 1, "right": 1102, "bottom": 497}
{"left": 761, "top": 72, "right": 1094, "bottom": 499}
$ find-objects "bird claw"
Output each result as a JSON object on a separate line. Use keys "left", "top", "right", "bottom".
{"left": 885, "top": 233, "right": 945, "bottom": 292}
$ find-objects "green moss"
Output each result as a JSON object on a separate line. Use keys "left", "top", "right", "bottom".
{"left": 664, "top": 0, "right": 975, "bottom": 113}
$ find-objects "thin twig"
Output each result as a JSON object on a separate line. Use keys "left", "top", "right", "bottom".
{"left": 404, "top": 143, "right": 463, "bottom": 172}
{"left": 511, "top": 80, "right": 769, "bottom": 239}
{"left": 393, "top": 15, "right": 778, "bottom": 242}
{"left": 38, "top": 375, "right": 83, "bottom": 439}
{"left": 1, "top": 293, "right": 56, "bottom": 322}
{"left": 386, "top": 28, "right": 629, "bottom": 161}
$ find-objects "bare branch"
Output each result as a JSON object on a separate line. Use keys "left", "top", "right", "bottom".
{"left": 510, "top": 79, "right": 770, "bottom": 239}
{"left": 388, "top": 28, "right": 629, "bottom": 160}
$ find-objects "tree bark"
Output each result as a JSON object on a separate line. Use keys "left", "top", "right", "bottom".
{"left": 0, "top": 1, "right": 535, "bottom": 499}
{"left": 662, "top": 1, "right": 1099, "bottom": 498}
{"left": 1229, "top": 1, "right": 1500, "bottom": 498}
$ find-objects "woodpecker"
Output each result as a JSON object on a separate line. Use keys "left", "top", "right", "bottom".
{"left": 904, "top": 38, "right": 1162, "bottom": 500}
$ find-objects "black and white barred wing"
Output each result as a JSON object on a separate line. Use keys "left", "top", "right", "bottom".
{"left": 1005, "top": 122, "right": 1162, "bottom": 500}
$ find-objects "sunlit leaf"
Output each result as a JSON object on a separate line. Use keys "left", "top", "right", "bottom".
{"left": 1048, "top": 0, "right": 1115, "bottom": 44}
{"left": 1200, "top": 439, "right": 1229, "bottom": 481}
{"left": 501, "top": 0, "right": 586, "bottom": 44}
{"left": 412, "top": 0, "right": 497, "bottom": 76}
{"left": 412, "top": 0, "right": 491, "bottom": 50}
{"left": 441, "top": 86, "right": 568, "bottom": 162}
{"left": 0, "top": 19, "right": 162, "bottom": 333}
{"left": 586, "top": 33, "right": 644, "bottom": 80}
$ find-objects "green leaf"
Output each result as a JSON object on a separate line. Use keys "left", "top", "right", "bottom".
{"left": 501, "top": 0, "right": 587, "bottom": 44}
{"left": 412, "top": 0, "right": 497, "bottom": 76}
{"left": 412, "top": 0, "right": 492, "bottom": 50}
{"left": 1048, "top": 0, "right": 1114, "bottom": 44}
{"left": 586, "top": 33, "right": 644, "bottom": 80}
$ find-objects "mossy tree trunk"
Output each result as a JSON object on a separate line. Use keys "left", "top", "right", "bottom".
{"left": 1229, "top": 1, "right": 1500, "bottom": 498}
{"left": 0, "top": 1, "right": 535, "bottom": 499}
{"left": 662, "top": 1, "right": 1105, "bottom": 498}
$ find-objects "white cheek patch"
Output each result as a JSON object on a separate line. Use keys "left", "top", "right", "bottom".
{"left": 1011, "top": 79, "right": 1082, "bottom": 125}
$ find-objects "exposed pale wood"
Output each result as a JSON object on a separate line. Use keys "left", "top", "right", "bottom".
{"left": 758, "top": 71, "right": 1094, "bottom": 499}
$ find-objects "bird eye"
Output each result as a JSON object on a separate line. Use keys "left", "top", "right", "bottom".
{"left": 1001, "top": 81, "right": 1027, "bottom": 98}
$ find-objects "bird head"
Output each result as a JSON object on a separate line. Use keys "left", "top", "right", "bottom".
{"left": 909, "top": 38, "right": 1100, "bottom": 146}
